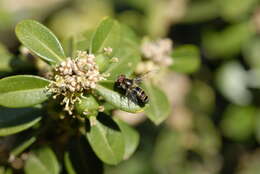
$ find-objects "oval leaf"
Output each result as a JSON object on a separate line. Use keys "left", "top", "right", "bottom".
{"left": 171, "top": 45, "right": 201, "bottom": 74}
{"left": 0, "top": 107, "right": 42, "bottom": 136}
{"left": 86, "top": 115, "right": 125, "bottom": 165}
{"left": 143, "top": 82, "right": 171, "bottom": 125}
{"left": 0, "top": 75, "right": 50, "bottom": 108}
{"left": 95, "top": 84, "right": 143, "bottom": 113}
{"left": 114, "top": 118, "right": 140, "bottom": 160}
{"left": 90, "top": 17, "right": 121, "bottom": 54}
{"left": 15, "top": 20, "right": 65, "bottom": 64}
{"left": 25, "top": 146, "right": 60, "bottom": 174}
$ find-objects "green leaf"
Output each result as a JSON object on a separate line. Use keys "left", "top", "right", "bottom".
{"left": 171, "top": 45, "right": 201, "bottom": 74}
{"left": 75, "top": 95, "right": 99, "bottom": 117}
{"left": 202, "top": 22, "right": 254, "bottom": 58}
{"left": 90, "top": 17, "right": 121, "bottom": 54}
{"left": 183, "top": 1, "right": 219, "bottom": 23}
{"left": 95, "top": 84, "right": 144, "bottom": 113}
{"left": 86, "top": 115, "right": 125, "bottom": 165}
{"left": 0, "top": 75, "right": 50, "bottom": 108}
{"left": 221, "top": 105, "right": 256, "bottom": 141}
{"left": 143, "top": 82, "right": 171, "bottom": 125}
{"left": 64, "top": 136, "right": 103, "bottom": 174}
{"left": 104, "top": 46, "right": 141, "bottom": 81}
{"left": 25, "top": 146, "right": 60, "bottom": 174}
{"left": 15, "top": 20, "right": 65, "bottom": 64}
{"left": 114, "top": 118, "right": 139, "bottom": 160}
{"left": 103, "top": 24, "right": 141, "bottom": 80}
{"left": 219, "top": 0, "right": 258, "bottom": 21}
{"left": 10, "top": 136, "right": 37, "bottom": 156}
{"left": 0, "top": 43, "right": 12, "bottom": 73}
{"left": 0, "top": 107, "right": 42, "bottom": 136}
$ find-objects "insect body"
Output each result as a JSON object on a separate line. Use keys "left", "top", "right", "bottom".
{"left": 114, "top": 74, "right": 149, "bottom": 106}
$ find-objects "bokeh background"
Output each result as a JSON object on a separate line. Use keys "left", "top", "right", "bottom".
{"left": 1, "top": 0, "right": 260, "bottom": 173}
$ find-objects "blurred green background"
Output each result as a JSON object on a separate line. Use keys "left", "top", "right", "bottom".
{"left": 1, "top": 0, "right": 260, "bottom": 173}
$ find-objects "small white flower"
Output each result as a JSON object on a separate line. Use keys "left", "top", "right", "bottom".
{"left": 141, "top": 38, "right": 173, "bottom": 67}
{"left": 47, "top": 51, "right": 106, "bottom": 115}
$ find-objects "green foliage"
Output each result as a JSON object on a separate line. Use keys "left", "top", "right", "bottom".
{"left": 96, "top": 84, "right": 144, "bottom": 113}
{"left": 202, "top": 22, "right": 254, "bottom": 58}
{"left": 24, "top": 146, "right": 60, "bottom": 174}
{"left": 114, "top": 118, "right": 140, "bottom": 160}
{"left": 221, "top": 105, "right": 256, "bottom": 141}
{"left": 15, "top": 20, "right": 66, "bottom": 64}
{"left": 144, "top": 82, "right": 171, "bottom": 125}
{"left": 86, "top": 116, "right": 125, "bottom": 165}
{"left": 0, "top": 107, "right": 42, "bottom": 136}
{"left": 75, "top": 95, "right": 99, "bottom": 117}
{"left": 0, "top": 11, "right": 202, "bottom": 172}
{"left": 170, "top": 45, "right": 201, "bottom": 74}
{"left": 0, "top": 75, "right": 50, "bottom": 108}
{"left": 90, "top": 17, "right": 120, "bottom": 54}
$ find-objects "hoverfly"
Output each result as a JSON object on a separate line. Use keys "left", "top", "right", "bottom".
{"left": 114, "top": 73, "right": 150, "bottom": 106}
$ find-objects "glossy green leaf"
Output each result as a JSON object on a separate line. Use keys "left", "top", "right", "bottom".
{"left": 15, "top": 20, "right": 65, "bottom": 64}
{"left": 0, "top": 75, "right": 50, "bottom": 108}
{"left": 144, "top": 82, "right": 171, "bottom": 125}
{"left": 114, "top": 118, "right": 140, "bottom": 160}
{"left": 90, "top": 17, "right": 121, "bottom": 54}
{"left": 95, "top": 84, "right": 144, "bottom": 113}
{"left": 64, "top": 136, "right": 103, "bottom": 174}
{"left": 25, "top": 146, "right": 60, "bottom": 174}
{"left": 0, "top": 107, "right": 42, "bottom": 136}
{"left": 171, "top": 45, "right": 201, "bottom": 74}
{"left": 86, "top": 116, "right": 125, "bottom": 165}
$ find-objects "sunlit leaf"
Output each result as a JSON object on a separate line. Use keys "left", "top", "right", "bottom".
{"left": 15, "top": 20, "right": 65, "bottom": 64}
{"left": 95, "top": 84, "right": 144, "bottom": 113}
{"left": 86, "top": 115, "right": 125, "bottom": 165}
{"left": 0, "top": 75, "right": 50, "bottom": 108}
{"left": 104, "top": 47, "right": 141, "bottom": 80}
{"left": 114, "top": 118, "right": 139, "bottom": 160}
{"left": 90, "top": 17, "right": 120, "bottom": 54}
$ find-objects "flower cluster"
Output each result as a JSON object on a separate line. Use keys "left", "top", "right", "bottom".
{"left": 141, "top": 38, "right": 173, "bottom": 66}
{"left": 47, "top": 51, "right": 106, "bottom": 114}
